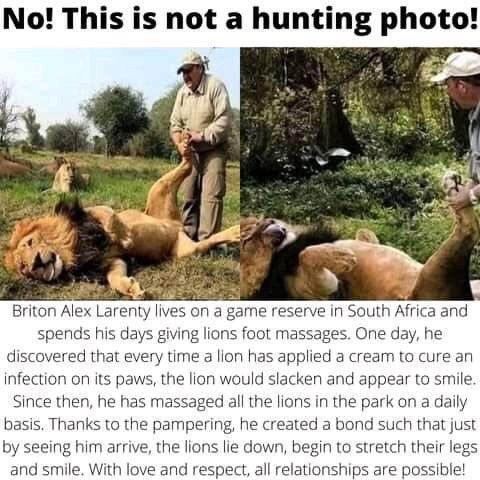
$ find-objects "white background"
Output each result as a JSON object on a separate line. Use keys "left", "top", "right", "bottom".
{"left": 0, "top": 0, "right": 479, "bottom": 47}
{"left": 0, "top": 301, "right": 479, "bottom": 478}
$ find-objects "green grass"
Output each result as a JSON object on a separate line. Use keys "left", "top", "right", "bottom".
{"left": 0, "top": 150, "right": 239, "bottom": 300}
{"left": 241, "top": 153, "right": 480, "bottom": 278}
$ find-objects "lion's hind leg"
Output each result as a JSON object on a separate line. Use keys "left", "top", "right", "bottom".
{"left": 409, "top": 172, "right": 479, "bottom": 300}
{"left": 174, "top": 225, "right": 240, "bottom": 258}
{"left": 144, "top": 157, "right": 193, "bottom": 221}
{"left": 285, "top": 244, "right": 357, "bottom": 299}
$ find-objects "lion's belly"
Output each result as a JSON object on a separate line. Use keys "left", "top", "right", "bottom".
{"left": 118, "top": 210, "right": 181, "bottom": 262}
{"left": 335, "top": 240, "right": 422, "bottom": 300}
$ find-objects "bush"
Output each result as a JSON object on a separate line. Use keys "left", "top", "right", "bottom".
{"left": 128, "top": 129, "right": 164, "bottom": 158}
{"left": 242, "top": 157, "right": 438, "bottom": 223}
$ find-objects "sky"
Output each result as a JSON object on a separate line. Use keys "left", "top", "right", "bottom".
{"left": 0, "top": 48, "right": 239, "bottom": 136}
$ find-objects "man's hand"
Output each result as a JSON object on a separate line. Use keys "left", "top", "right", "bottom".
{"left": 448, "top": 188, "right": 474, "bottom": 211}
{"left": 188, "top": 131, "right": 204, "bottom": 143}
{"left": 176, "top": 132, "right": 193, "bottom": 158}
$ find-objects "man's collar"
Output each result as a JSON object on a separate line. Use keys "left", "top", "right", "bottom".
{"left": 470, "top": 100, "right": 480, "bottom": 122}
{"left": 186, "top": 73, "right": 207, "bottom": 95}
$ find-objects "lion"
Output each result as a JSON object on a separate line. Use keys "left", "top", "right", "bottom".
{"left": 46, "top": 157, "right": 90, "bottom": 193}
{"left": 0, "top": 153, "right": 31, "bottom": 177}
{"left": 241, "top": 172, "right": 480, "bottom": 300}
{"left": 4, "top": 153, "right": 240, "bottom": 299}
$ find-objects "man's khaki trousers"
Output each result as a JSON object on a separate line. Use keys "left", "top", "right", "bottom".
{"left": 182, "top": 148, "right": 226, "bottom": 241}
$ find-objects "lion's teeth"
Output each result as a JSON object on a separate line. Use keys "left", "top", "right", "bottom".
{"left": 45, "top": 263, "right": 55, "bottom": 281}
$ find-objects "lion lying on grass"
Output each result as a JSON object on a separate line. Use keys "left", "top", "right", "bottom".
{"left": 0, "top": 153, "right": 31, "bottom": 177}
{"left": 4, "top": 155, "right": 240, "bottom": 299}
{"left": 241, "top": 172, "right": 479, "bottom": 300}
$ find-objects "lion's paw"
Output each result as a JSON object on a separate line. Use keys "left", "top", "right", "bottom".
{"left": 442, "top": 171, "right": 462, "bottom": 195}
{"left": 126, "top": 277, "right": 145, "bottom": 300}
{"left": 224, "top": 225, "right": 241, "bottom": 243}
{"left": 301, "top": 245, "right": 357, "bottom": 275}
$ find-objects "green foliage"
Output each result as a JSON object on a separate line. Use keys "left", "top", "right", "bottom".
{"left": 348, "top": 87, "right": 455, "bottom": 159}
{"left": 243, "top": 157, "right": 437, "bottom": 222}
{"left": 128, "top": 128, "right": 165, "bottom": 158}
{"left": 22, "top": 107, "right": 44, "bottom": 148}
{"left": 226, "top": 108, "right": 240, "bottom": 162}
{"left": 92, "top": 135, "right": 106, "bottom": 155}
{"left": 46, "top": 120, "right": 89, "bottom": 152}
{"left": 150, "top": 83, "right": 180, "bottom": 159}
{"left": 241, "top": 48, "right": 462, "bottom": 181}
{"left": 82, "top": 85, "right": 149, "bottom": 157}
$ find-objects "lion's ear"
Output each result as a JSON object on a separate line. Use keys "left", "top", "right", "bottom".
{"left": 54, "top": 156, "right": 66, "bottom": 168}
{"left": 8, "top": 218, "right": 35, "bottom": 249}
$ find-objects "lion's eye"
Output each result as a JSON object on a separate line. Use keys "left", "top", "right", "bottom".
{"left": 26, "top": 238, "right": 33, "bottom": 247}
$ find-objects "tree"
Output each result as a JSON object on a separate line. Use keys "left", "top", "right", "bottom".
{"left": 22, "top": 107, "right": 44, "bottom": 148}
{"left": 128, "top": 128, "right": 164, "bottom": 158}
{"left": 46, "top": 120, "right": 89, "bottom": 152}
{"left": 63, "top": 119, "right": 89, "bottom": 152}
{"left": 150, "top": 83, "right": 181, "bottom": 159}
{"left": 0, "top": 81, "right": 20, "bottom": 150}
{"left": 82, "top": 85, "right": 149, "bottom": 157}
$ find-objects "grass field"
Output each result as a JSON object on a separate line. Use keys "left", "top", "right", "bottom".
{"left": 242, "top": 153, "right": 480, "bottom": 279}
{"left": 0, "top": 150, "right": 240, "bottom": 300}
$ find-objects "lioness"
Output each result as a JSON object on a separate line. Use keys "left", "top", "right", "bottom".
{"left": 0, "top": 153, "right": 31, "bottom": 177}
{"left": 47, "top": 157, "right": 90, "bottom": 193}
{"left": 241, "top": 173, "right": 479, "bottom": 300}
{"left": 5, "top": 155, "right": 240, "bottom": 299}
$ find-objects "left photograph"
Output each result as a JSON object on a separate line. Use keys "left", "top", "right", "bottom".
{"left": 0, "top": 48, "right": 240, "bottom": 300}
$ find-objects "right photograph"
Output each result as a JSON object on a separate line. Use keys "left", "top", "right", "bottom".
{"left": 240, "top": 48, "right": 480, "bottom": 300}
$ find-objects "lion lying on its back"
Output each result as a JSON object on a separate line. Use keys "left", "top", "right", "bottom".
{"left": 241, "top": 173, "right": 479, "bottom": 300}
{"left": 5, "top": 154, "right": 240, "bottom": 298}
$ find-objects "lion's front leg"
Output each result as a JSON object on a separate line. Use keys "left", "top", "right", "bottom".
{"left": 285, "top": 244, "right": 357, "bottom": 299}
{"left": 106, "top": 258, "right": 145, "bottom": 299}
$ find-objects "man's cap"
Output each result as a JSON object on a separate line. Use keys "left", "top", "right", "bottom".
{"left": 177, "top": 51, "right": 205, "bottom": 74}
{"left": 430, "top": 51, "right": 480, "bottom": 83}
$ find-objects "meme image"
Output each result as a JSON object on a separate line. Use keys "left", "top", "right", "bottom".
{"left": 240, "top": 48, "right": 480, "bottom": 300}
{"left": 0, "top": 48, "right": 240, "bottom": 300}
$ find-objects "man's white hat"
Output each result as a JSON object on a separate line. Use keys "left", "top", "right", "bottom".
{"left": 430, "top": 51, "right": 480, "bottom": 83}
{"left": 177, "top": 51, "right": 205, "bottom": 74}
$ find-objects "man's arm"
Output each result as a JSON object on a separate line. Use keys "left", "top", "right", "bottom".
{"left": 170, "top": 90, "right": 188, "bottom": 156}
{"left": 190, "top": 80, "right": 232, "bottom": 148}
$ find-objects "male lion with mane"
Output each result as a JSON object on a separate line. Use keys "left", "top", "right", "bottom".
{"left": 4, "top": 152, "right": 240, "bottom": 299}
{"left": 241, "top": 173, "right": 480, "bottom": 300}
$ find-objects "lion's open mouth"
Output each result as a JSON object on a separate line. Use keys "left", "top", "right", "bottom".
{"left": 263, "top": 222, "right": 288, "bottom": 246}
{"left": 30, "top": 252, "right": 64, "bottom": 282}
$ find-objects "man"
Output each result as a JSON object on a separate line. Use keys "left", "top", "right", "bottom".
{"left": 431, "top": 51, "right": 480, "bottom": 211}
{"left": 170, "top": 51, "right": 232, "bottom": 240}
